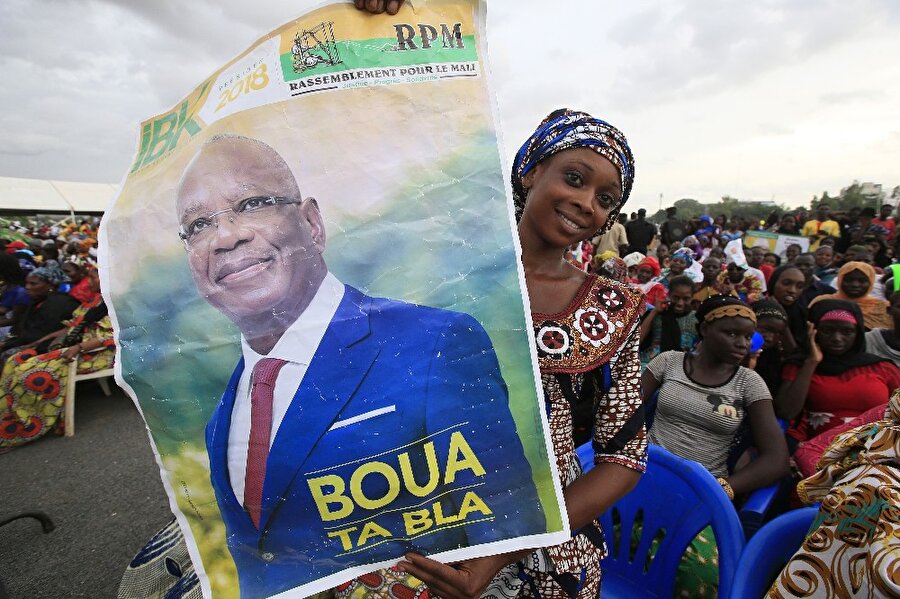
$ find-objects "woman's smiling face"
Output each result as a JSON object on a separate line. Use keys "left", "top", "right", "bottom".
{"left": 519, "top": 147, "right": 621, "bottom": 248}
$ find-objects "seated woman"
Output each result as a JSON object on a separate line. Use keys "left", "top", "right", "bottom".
{"left": 768, "top": 390, "right": 899, "bottom": 598}
{"left": 0, "top": 268, "right": 114, "bottom": 448}
{"left": 0, "top": 266, "right": 80, "bottom": 364}
{"left": 0, "top": 254, "right": 29, "bottom": 339}
{"left": 750, "top": 299, "right": 795, "bottom": 396}
{"left": 776, "top": 299, "right": 900, "bottom": 447}
{"left": 644, "top": 295, "right": 788, "bottom": 493}
{"left": 62, "top": 261, "right": 100, "bottom": 304}
{"left": 809, "top": 261, "right": 891, "bottom": 330}
{"left": 640, "top": 275, "right": 699, "bottom": 365}
{"left": 642, "top": 295, "right": 789, "bottom": 596}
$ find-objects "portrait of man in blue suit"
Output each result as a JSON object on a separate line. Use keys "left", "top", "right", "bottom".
{"left": 175, "top": 134, "right": 545, "bottom": 597}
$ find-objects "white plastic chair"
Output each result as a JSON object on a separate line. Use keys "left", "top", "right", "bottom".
{"left": 63, "top": 348, "right": 115, "bottom": 437}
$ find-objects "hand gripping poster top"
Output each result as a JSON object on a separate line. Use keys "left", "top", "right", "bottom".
{"left": 99, "top": 1, "right": 568, "bottom": 597}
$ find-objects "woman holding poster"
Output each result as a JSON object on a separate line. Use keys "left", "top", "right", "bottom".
{"left": 395, "top": 110, "right": 647, "bottom": 599}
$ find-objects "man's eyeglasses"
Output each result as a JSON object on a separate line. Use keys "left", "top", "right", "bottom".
{"left": 178, "top": 196, "right": 302, "bottom": 247}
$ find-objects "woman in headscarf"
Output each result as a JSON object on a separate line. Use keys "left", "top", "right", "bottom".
{"left": 0, "top": 268, "right": 113, "bottom": 448}
{"left": 62, "top": 260, "right": 100, "bottom": 304}
{"left": 776, "top": 299, "right": 900, "bottom": 446}
{"left": 597, "top": 255, "right": 628, "bottom": 283}
{"left": 643, "top": 295, "right": 788, "bottom": 596}
{"left": 388, "top": 109, "right": 646, "bottom": 599}
{"left": 695, "top": 215, "right": 719, "bottom": 237}
{"left": 750, "top": 299, "right": 795, "bottom": 395}
{"left": 716, "top": 243, "right": 763, "bottom": 304}
{"left": 632, "top": 255, "right": 668, "bottom": 307}
{"left": 658, "top": 247, "right": 693, "bottom": 290}
{"left": 0, "top": 265, "right": 79, "bottom": 364}
{"left": 809, "top": 260, "right": 891, "bottom": 330}
{"left": 680, "top": 235, "right": 702, "bottom": 261}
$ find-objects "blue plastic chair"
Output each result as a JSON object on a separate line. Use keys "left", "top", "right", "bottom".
{"left": 728, "top": 506, "right": 818, "bottom": 598}
{"left": 642, "top": 387, "right": 786, "bottom": 539}
{"left": 595, "top": 444, "right": 746, "bottom": 598}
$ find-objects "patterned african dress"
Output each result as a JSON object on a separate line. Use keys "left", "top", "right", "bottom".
{"left": 767, "top": 390, "right": 900, "bottom": 598}
{"left": 481, "top": 273, "right": 647, "bottom": 599}
{"left": 333, "top": 275, "right": 647, "bottom": 599}
{"left": 0, "top": 298, "right": 114, "bottom": 447}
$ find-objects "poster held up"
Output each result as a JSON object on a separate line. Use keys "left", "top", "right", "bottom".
{"left": 99, "top": 1, "right": 568, "bottom": 597}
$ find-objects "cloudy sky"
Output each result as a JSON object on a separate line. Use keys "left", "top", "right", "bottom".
{"left": 2, "top": 0, "right": 899, "bottom": 211}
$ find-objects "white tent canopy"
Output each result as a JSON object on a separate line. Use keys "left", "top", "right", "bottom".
{"left": 0, "top": 176, "right": 118, "bottom": 215}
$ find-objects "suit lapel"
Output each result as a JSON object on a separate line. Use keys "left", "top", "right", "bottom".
{"left": 208, "top": 358, "right": 245, "bottom": 514}
{"left": 260, "top": 286, "right": 380, "bottom": 530}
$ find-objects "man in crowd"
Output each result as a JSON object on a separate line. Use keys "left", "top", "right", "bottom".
{"left": 659, "top": 206, "right": 686, "bottom": 246}
{"left": 801, "top": 203, "right": 841, "bottom": 251}
{"left": 872, "top": 203, "right": 896, "bottom": 243}
{"left": 593, "top": 212, "right": 628, "bottom": 258}
{"left": 625, "top": 208, "right": 657, "bottom": 255}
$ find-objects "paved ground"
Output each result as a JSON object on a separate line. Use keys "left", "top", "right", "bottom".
{"left": 0, "top": 382, "right": 173, "bottom": 598}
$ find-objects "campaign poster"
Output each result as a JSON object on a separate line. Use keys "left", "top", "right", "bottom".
{"left": 98, "top": 1, "right": 568, "bottom": 597}
{"left": 744, "top": 230, "right": 809, "bottom": 259}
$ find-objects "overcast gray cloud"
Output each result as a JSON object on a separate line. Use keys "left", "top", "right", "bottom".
{"left": 1, "top": 0, "right": 898, "bottom": 209}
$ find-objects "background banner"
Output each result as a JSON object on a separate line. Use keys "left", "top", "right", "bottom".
{"left": 744, "top": 230, "right": 810, "bottom": 258}
{"left": 98, "top": 1, "right": 567, "bottom": 597}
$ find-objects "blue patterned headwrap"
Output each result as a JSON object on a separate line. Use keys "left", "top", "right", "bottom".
{"left": 670, "top": 247, "right": 694, "bottom": 267}
{"left": 29, "top": 265, "right": 65, "bottom": 286}
{"left": 511, "top": 108, "right": 635, "bottom": 236}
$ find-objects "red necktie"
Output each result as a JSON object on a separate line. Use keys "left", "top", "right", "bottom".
{"left": 244, "top": 357, "right": 287, "bottom": 528}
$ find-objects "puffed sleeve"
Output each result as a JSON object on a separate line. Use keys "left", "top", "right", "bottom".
{"left": 592, "top": 324, "right": 647, "bottom": 472}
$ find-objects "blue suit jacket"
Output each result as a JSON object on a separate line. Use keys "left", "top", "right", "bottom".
{"left": 206, "top": 286, "right": 545, "bottom": 597}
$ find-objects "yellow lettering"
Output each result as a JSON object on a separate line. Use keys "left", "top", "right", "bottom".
{"left": 350, "top": 461, "right": 401, "bottom": 510}
{"left": 433, "top": 500, "right": 460, "bottom": 526}
{"left": 398, "top": 441, "right": 440, "bottom": 497}
{"left": 250, "top": 64, "right": 270, "bottom": 90}
{"left": 457, "top": 491, "right": 492, "bottom": 520}
{"left": 444, "top": 431, "right": 486, "bottom": 484}
{"left": 357, "top": 521, "right": 392, "bottom": 546}
{"left": 327, "top": 526, "right": 358, "bottom": 551}
{"left": 307, "top": 474, "right": 354, "bottom": 521}
{"left": 403, "top": 509, "right": 433, "bottom": 535}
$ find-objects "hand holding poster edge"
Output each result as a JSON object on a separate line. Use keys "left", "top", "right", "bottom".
{"left": 98, "top": 1, "right": 570, "bottom": 597}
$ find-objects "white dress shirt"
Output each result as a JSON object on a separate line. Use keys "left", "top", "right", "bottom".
{"left": 227, "top": 272, "right": 345, "bottom": 505}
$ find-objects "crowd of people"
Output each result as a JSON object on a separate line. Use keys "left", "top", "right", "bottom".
{"left": 566, "top": 202, "right": 899, "bottom": 596}
{"left": 6, "top": 146, "right": 900, "bottom": 598}
{"left": 5, "top": 0, "right": 898, "bottom": 586}
{"left": 0, "top": 219, "right": 113, "bottom": 450}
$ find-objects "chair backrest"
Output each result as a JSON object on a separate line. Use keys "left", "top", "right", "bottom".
{"left": 728, "top": 506, "right": 818, "bottom": 599}
{"left": 598, "top": 444, "right": 746, "bottom": 598}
